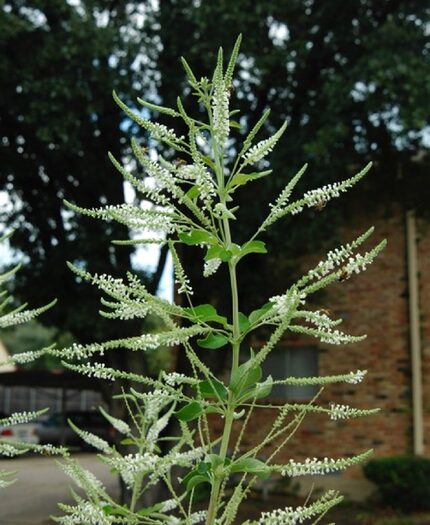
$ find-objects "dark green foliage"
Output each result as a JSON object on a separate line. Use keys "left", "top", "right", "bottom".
{"left": 151, "top": 0, "right": 430, "bottom": 313}
{"left": 363, "top": 456, "right": 430, "bottom": 511}
{"left": 0, "top": 1, "right": 156, "bottom": 343}
{"left": 1, "top": 0, "right": 428, "bottom": 340}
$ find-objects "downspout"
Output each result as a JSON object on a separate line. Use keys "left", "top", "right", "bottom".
{"left": 406, "top": 210, "right": 424, "bottom": 455}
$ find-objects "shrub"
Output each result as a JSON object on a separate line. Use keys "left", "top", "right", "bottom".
{"left": 364, "top": 456, "right": 430, "bottom": 511}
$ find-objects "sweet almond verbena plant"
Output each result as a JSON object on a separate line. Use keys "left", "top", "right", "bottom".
{"left": 0, "top": 36, "right": 386, "bottom": 525}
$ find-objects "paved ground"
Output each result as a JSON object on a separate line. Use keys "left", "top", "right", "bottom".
{"left": 0, "top": 453, "right": 119, "bottom": 525}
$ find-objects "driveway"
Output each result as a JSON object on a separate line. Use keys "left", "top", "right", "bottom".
{"left": 0, "top": 453, "right": 119, "bottom": 525}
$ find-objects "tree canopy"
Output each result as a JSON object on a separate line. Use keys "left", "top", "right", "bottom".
{"left": 150, "top": 0, "right": 429, "bottom": 311}
{"left": 0, "top": 1, "right": 160, "bottom": 342}
{"left": 0, "top": 0, "right": 429, "bottom": 329}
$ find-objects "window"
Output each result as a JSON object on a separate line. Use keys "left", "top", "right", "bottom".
{"left": 262, "top": 346, "right": 319, "bottom": 400}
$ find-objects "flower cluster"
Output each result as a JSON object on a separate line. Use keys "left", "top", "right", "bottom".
{"left": 255, "top": 490, "right": 342, "bottom": 525}
{"left": 212, "top": 80, "right": 230, "bottom": 146}
{"left": 0, "top": 410, "right": 45, "bottom": 426}
{"left": 178, "top": 163, "right": 217, "bottom": 209}
{"left": 298, "top": 309, "right": 341, "bottom": 330}
{"left": 290, "top": 163, "right": 372, "bottom": 217}
{"left": 60, "top": 460, "right": 105, "bottom": 491}
{"left": 159, "top": 499, "right": 178, "bottom": 512}
{"left": 133, "top": 388, "right": 174, "bottom": 420}
{"left": 0, "top": 444, "right": 27, "bottom": 457}
{"left": 66, "top": 202, "right": 178, "bottom": 236}
{"left": 113, "top": 90, "right": 184, "bottom": 146}
{"left": 203, "top": 257, "right": 222, "bottom": 277}
{"left": 243, "top": 122, "right": 287, "bottom": 165}
{"left": 263, "top": 164, "right": 307, "bottom": 229}
{"left": 69, "top": 424, "right": 112, "bottom": 454}
{"left": 52, "top": 325, "right": 205, "bottom": 363}
{"left": 150, "top": 447, "right": 205, "bottom": 485}
{"left": 318, "top": 328, "right": 365, "bottom": 345}
{"left": 289, "top": 322, "right": 366, "bottom": 346}
{"left": 170, "top": 241, "right": 193, "bottom": 295}
{"left": 280, "top": 450, "right": 372, "bottom": 477}
{"left": 0, "top": 349, "right": 45, "bottom": 366}
{"left": 0, "top": 300, "right": 56, "bottom": 329}
{"left": 146, "top": 122, "right": 183, "bottom": 144}
{"left": 328, "top": 403, "right": 376, "bottom": 421}
{"left": 146, "top": 411, "right": 172, "bottom": 446}
{"left": 269, "top": 288, "right": 305, "bottom": 317}
{"left": 99, "top": 408, "right": 130, "bottom": 435}
{"left": 66, "top": 265, "right": 182, "bottom": 323}
{"left": 81, "top": 362, "right": 116, "bottom": 381}
{"left": 57, "top": 500, "right": 117, "bottom": 525}
{"left": 109, "top": 152, "right": 171, "bottom": 208}
{"left": 308, "top": 245, "right": 358, "bottom": 279}
{"left": 162, "top": 371, "right": 198, "bottom": 386}
{"left": 345, "top": 369, "right": 367, "bottom": 384}
{"left": 184, "top": 511, "right": 207, "bottom": 525}
{"left": 0, "top": 472, "right": 14, "bottom": 489}
{"left": 344, "top": 252, "right": 370, "bottom": 275}
{"left": 105, "top": 452, "right": 158, "bottom": 488}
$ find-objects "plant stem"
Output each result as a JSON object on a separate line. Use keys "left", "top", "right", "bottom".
{"left": 205, "top": 406, "right": 234, "bottom": 525}
{"left": 228, "top": 262, "right": 240, "bottom": 373}
{"left": 206, "top": 225, "right": 240, "bottom": 525}
{"left": 205, "top": 96, "right": 242, "bottom": 524}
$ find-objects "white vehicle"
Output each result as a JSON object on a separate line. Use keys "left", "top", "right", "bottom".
{"left": 0, "top": 413, "right": 40, "bottom": 445}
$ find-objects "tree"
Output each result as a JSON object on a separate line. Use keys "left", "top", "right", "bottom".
{"left": 0, "top": 1, "right": 165, "bottom": 346}
{"left": 1, "top": 0, "right": 428, "bottom": 339}
{"left": 150, "top": 0, "right": 429, "bottom": 313}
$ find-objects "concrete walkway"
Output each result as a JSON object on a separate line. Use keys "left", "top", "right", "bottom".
{"left": 0, "top": 453, "right": 119, "bottom": 525}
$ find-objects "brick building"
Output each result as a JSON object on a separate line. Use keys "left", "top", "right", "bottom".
{"left": 209, "top": 207, "right": 428, "bottom": 499}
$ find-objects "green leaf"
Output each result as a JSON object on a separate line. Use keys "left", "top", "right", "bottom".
{"left": 229, "top": 120, "right": 241, "bottom": 129}
{"left": 238, "top": 312, "right": 251, "bottom": 334}
{"left": 183, "top": 304, "right": 227, "bottom": 325}
{"left": 253, "top": 376, "right": 273, "bottom": 399}
{"left": 102, "top": 505, "right": 115, "bottom": 515}
{"left": 197, "top": 462, "right": 211, "bottom": 474}
{"left": 120, "top": 438, "right": 137, "bottom": 446}
{"left": 197, "top": 379, "right": 228, "bottom": 400}
{"left": 102, "top": 505, "right": 129, "bottom": 517}
{"left": 239, "top": 376, "right": 273, "bottom": 402}
{"left": 137, "top": 503, "right": 163, "bottom": 516}
{"left": 201, "top": 155, "right": 215, "bottom": 170}
{"left": 197, "top": 333, "right": 229, "bottom": 349}
{"left": 230, "top": 359, "right": 262, "bottom": 396}
{"left": 186, "top": 474, "right": 210, "bottom": 491}
{"left": 219, "top": 249, "right": 233, "bottom": 262}
{"left": 239, "top": 240, "right": 267, "bottom": 258}
{"left": 186, "top": 185, "right": 200, "bottom": 199}
{"left": 230, "top": 457, "right": 270, "bottom": 478}
{"left": 204, "top": 406, "right": 224, "bottom": 415}
{"left": 230, "top": 170, "right": 272, "bottom": 188}
{"left": 178, "top": 229, "right": 216, "bottom": 246}
{"left": 181, "top": 466, "right": 211, "bottom": 491}
{"left": 249, "top": 302, "right": 273, "bottom": 324}
{"left": 175, "top": 401, "right": 204, "bottom": 421}
{"left": 207, "top": 453, "right": 225, "bottom": 470}
{"left": 204, "top": 245, "right": 233, "bottom": 262}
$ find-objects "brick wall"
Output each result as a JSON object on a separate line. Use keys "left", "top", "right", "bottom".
{"left": 210, "top": 208, "right": 418, "bottom": 481}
